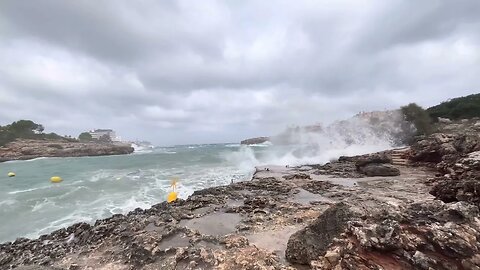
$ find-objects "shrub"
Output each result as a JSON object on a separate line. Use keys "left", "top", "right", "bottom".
{"left": 401, "top": 103, "right": 433, "bottom": 136}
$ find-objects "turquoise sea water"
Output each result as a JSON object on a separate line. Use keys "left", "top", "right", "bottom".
{"left": 0, "top": 143, "right": 261, "bottom": 243}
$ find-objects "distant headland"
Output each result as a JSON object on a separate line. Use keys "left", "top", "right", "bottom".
{"left": 0, "top": 120, "right": 134, "bottom": 162}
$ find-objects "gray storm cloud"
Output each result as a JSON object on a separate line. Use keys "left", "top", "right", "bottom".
{"left": 0, "top": 0, "right": 479, "bottom": 145}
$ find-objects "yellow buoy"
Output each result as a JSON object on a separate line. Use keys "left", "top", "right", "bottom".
{"left": 7, "top": 172, "right": 16, "bottom": 177}
{"left": 50, "top": 176, "right": 63, "bottom": 183}
{"left": 167, "top": 191, "right": 178, "bottom": 203}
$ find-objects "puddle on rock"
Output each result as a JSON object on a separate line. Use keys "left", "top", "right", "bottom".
{"left": 291, "top": 189, "right": 333, "bottom": 205}
{"left": 246, "top": 226, "right": 301, "bottom": 263}
{"left": 158, "top": 233, "right": 190, "bottom": 250}
{"left": 179, "top": 212, "right": 242, "bottom": 236}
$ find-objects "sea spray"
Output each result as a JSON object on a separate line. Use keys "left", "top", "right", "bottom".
{"left": 226, "top": 110, "right": 413, "bottom": 166}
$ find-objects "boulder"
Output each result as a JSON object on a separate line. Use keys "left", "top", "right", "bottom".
{"left": 359, "top": 163, "right": 400, "bottom": 176}
{"left": 354, "top": 153, "right": 391, "bottom": 168}
{"left": 316, "top": 200, "right": 480, "bottom": 269}
{"left": 285, "top": 203, "right": 353, "bottom": 265}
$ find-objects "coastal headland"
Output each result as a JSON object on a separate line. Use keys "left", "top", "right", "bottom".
{"left": 0, "top": 139, "right": 134, "bottom": 163}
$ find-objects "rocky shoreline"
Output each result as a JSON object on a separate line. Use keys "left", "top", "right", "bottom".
{"left": 0, "top": 139, "right": 134, "bottom": 162}
{"left": 1, "top": 128, "right": 480, "bottom": 269}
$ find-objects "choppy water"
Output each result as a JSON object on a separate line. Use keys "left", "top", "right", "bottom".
{"left": 0, "top": 144, "right": 264, "bottom": 243}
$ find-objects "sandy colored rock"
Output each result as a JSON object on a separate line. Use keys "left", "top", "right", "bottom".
{"left": 0, "top": 139, "right": 134, "bottom": 162}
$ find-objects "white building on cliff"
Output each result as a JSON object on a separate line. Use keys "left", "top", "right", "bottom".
{"left": 89, "top": 129, "right": 120, "bottom": 141}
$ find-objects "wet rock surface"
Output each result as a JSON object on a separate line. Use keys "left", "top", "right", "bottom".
{"left": 1, "top": 150, "right": 479, "bottom": 269}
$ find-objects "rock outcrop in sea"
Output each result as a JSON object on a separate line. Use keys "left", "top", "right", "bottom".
{"left": 240, "top": 136, "right": 270, "bottom": 145}
{"left": 0, "top": 139, "right": 134, "bottom": 162}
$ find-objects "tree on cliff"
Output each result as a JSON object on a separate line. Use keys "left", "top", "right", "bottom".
{"left": 78, "top": 132, "right": 93, "bottom": 142}
{"left": 98, "top": 134, "right": 112, "bottom": 143}
{"left": 0, "top": 120, "right": 45, "bottom": 146}
{"left": 7, "top": 120, "right": 44, "bottom": 137}
{"left": 427, "top": 93, "right": 480, "bottom": 120}
{"left": 0, "top": 120, "right": 74, "bottom": 146}
{"left": 401, "top": 103, "right": 433, "bottom": 136}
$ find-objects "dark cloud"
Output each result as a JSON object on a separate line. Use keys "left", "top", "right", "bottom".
{"left": 0, "top": 0, "right": 479, "bottom": 145}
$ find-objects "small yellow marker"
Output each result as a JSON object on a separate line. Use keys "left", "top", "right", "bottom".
{"left": 167, "top": 191, "right": 178, "bottom": 203}
{"left": 8, "top": 172, "right": 16, "bottom": 177}
{"left": 50, "top": 176, "right": 63, "bottom": 183}
{"left": 167, "top": 178, "right": 178, "bottom": 203}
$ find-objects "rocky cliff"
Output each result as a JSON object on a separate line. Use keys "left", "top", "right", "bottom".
{"left": 409, "top": 122, "right": 480, "bottom": 209}
{"left": 0, "top": 139, "right": 134, "bottom": 162}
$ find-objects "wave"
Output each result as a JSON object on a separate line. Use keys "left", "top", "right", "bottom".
{"left": 0, "top": 199, "right": 16, "bottom": 207}
{"left": 3, "top": 157, "right": 49, "bottom": 164}
{"left": 8, "top": 186, "right": 50, "bottom": 195}
{"left": 225, "top": 117, "right": 399, "bottom": 167}
{"left": 32, "top": 198, "right": 55, "bottom": 212}
{"left": 225, "top": 143, "right": 241, "bottom": 148}
{"left": 247, "top": 141, "right": 272, "bottom": 147}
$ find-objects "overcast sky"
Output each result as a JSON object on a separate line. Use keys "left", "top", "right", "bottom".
{"left": 1, "top": 1, "right": 479, "bottom": 145}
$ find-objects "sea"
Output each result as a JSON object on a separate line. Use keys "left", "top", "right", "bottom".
{"left": 0, "top": 134, "right": 393, "bottom": 243}
{"left": 0, "top": 143, "right": 268, "bottom": 243}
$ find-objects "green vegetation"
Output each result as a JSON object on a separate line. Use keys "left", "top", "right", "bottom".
{"left": 427, "top": 93, "right": 480, "bottom": 120}
{"left": 401, "top": 103, "right": 433, "bottom": 136}
{"left": 78, "top": 132, "right": 93, "bottom": 142}
{"left": 98, "top": 134, "right": 112, "bottom": 143}
{"left": 0, "top": 120, "right": 74, "bottom": 147}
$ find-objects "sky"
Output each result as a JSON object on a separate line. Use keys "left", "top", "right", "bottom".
{"left": 1, "top": 0, "right": 479, "bottom": 146}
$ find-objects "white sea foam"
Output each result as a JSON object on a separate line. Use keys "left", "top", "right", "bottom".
{"left": 3, "top": 157, "right": 49, "bottom": 164}
{"left": 247, "top": 141, "right": 272, "bottom": 147}
{"left": 8, "top": 186, "right": 51, "bottom": 195}
{"left": 225, "top": 143, "right": 240, "bottom": 147}
{"left": 0, "top": 199, "right": 16, "bottom": 207}
{"left": 225, "top": 114, "right": 406, "bottom": 167}
{"left": 32, "top": 198, "right": 55, "bottom": 212}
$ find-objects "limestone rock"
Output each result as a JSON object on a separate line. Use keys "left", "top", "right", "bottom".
{"left": 0, "top": 139, "right": 134, "bottom": 162}
{"left": 359, "top": 163, "right": 400, "bottom": 176}
{"left": 354, "top": 153, "right": 391, "bottom": 168}
{"left": 285, "top": 203, "right": 352, "bottom": 265}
